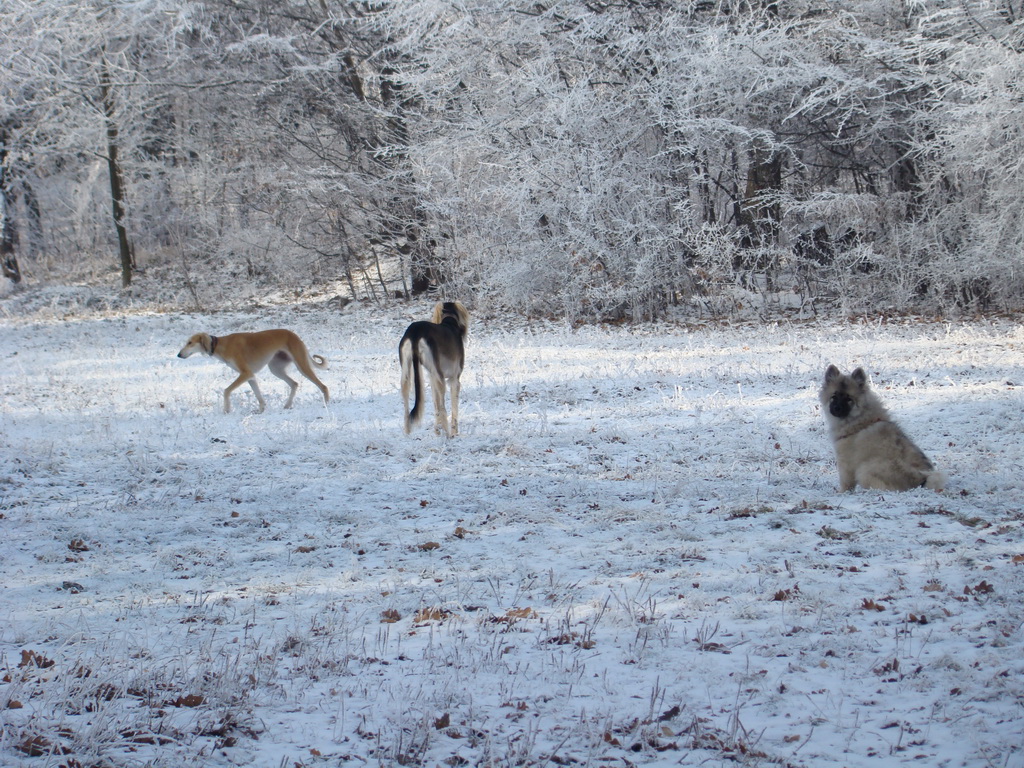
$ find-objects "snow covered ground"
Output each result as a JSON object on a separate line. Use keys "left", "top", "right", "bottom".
{"left": 1, "top": 295, "right": 1022, "bottom": 767}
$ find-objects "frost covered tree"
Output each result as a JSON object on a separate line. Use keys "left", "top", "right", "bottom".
{"left": 372, "top": 1, "right": 911, "bottom": 317}
{"left": 1, "top": 0, "right": 403, "bottom": 300}
{"left": 903, "top": 2, "right": 1024, "bottom": 309}
{"left": 0, "top": 0, "right": 188, "bottom": 287}
{"left": 376, "top": 0, "right": 1024, "bottom": 318}
{"left": 373, "top": 1, "right": 701, "bottom": 319}
{"left": 2, "top": 0, "right": 1022, "bottom": 315}
{"left": 163, "top": 0, "right": 411, "bottom": 301}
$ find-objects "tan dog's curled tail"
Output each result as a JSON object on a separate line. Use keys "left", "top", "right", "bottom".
{"left": 311, "top": 354, "right": 329, "bottom": 371}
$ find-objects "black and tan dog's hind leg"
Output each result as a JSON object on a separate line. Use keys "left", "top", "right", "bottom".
{"left": 423, "top": 346, "right": 462, "bottom": 436}
{"left": 447, "top": 368, "right": 461, "bottom": 437}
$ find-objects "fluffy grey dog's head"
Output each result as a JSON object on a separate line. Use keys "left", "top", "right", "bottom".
{"left": 820, "top": 365, "right": 868, "bottom": 419}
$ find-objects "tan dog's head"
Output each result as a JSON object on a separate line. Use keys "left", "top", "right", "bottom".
{"left": 177, "top": 333, "right": 212, "bottom": 358}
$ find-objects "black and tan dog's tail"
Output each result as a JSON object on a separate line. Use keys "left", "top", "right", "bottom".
{"left": 399, "top": 336, "right": 423, "bottom": 433}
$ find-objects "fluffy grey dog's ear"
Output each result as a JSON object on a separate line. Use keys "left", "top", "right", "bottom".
{"left": 824, "top": 364, "right": 841, "bottom": 383}
{"left": 851, "top": 367, "right": 868, "bottom": 386}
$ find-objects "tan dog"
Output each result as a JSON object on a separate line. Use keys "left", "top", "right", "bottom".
{"left": 819, "top": 365, "right": 945, "bottom": 492}
{"left": 399, "top": 302, "right": 469, "bottom": 437}
{"left": 177, "top": 329, "right": 329, "bottom": 414}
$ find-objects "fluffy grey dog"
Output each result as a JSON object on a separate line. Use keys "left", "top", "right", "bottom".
{"left": 819, "top": 365, "right": 945, "bottom": 492}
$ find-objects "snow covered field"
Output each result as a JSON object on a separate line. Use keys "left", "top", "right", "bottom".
{"left": 1, "top": 296, "right": 1022, "bottom": 767}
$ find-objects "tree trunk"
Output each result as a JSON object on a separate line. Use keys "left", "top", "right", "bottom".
{"left": 380, "top": 63, "right": 435, "bottom": 295}
{"left": 738, "top": 143, "right": 782, "bottom": 248}
{"left": 0, "top": 131, "right": 22, "bottom": 283}
{"left": 99, "top": 54, "right": 135, "bottom": 288}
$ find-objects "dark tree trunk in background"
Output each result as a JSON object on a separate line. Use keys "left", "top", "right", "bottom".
{"left": 738, "top": 145, "right": 782, "bottom": 248}
{"left": 99, "top": 54, "right": 135, "bottom": 288}
{"left": 22, "top": 179, "right": 42, "bottom": 259}
{"left": 380, "top": 63, "right": 434, "bottom": 295}
{"left": 0, "top": 130, "right": 22, "bottom": 283}
{"left": 733, "top": 144, "right": 783, "bottom": 289}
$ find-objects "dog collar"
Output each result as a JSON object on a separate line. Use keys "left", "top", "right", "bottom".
{"left": 208, "top": 335, "right": 219, "bottom": 355}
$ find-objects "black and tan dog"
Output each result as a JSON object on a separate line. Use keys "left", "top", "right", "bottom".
{"left": 178, "top": 330, "right": 329, "bottom": 413}
{"left": 819, "top": 365, "right": 945, "bottom": 492}
{"left": 399, "top": 302, "right": 469, "bottom": 437}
